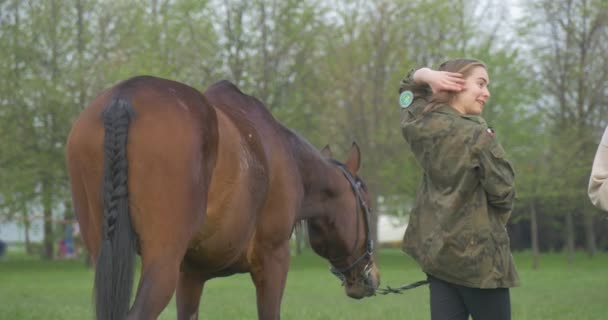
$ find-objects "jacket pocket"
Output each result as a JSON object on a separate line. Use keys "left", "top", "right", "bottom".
{"left": 433, "top": 231, "right": 492, "bottom": 281}
{"left": 490, "top": 229, "right": 511, "bottom": 280}
{"left": 489, "top": 142, "right": 506, "bottom": 158}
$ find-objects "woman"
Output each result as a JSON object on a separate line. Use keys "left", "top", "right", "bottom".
{"left": 399, "top": 59, "right": 519, "bottom": 320}
{"left": 589, "top": 126, "right": 608, "bottom": 211}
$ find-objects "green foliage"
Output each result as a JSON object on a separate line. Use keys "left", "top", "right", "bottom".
{"left": 514, "top": 0, "right": 608, "bottom": 216}
{"left": 1, "top": 0, "right": 607, "bottom": 254}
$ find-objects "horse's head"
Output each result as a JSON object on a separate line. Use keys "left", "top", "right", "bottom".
{"left": 306, "top": 142, "right": 380, "bottom": 299}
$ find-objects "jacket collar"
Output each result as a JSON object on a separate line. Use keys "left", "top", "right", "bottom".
{"left": 434, "top": 104, "right": 486, "bottom": 125}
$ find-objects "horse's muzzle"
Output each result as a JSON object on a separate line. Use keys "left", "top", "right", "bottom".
{"left": 345, "top": 262, "right": 380, "bottom": 299}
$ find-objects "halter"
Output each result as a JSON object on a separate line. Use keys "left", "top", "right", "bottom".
{"left": 328, "top": 160, "right": 374, "bottom": 285}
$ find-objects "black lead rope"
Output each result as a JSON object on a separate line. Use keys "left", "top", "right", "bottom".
{"left": 376, "top": 279, "right": 429, "bottom": 295}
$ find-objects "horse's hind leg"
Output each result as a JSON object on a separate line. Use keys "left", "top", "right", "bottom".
{"left": 125, "top": 163, "right": 208, "bottom": 319}
{"left": 128, "top": 260, "right": 178, "bottom": 319}
{"left": 124, "top": 197, "right": 205, "bottom": 320}
{"left": 176, "top": 269, "right": 206, "bottom": 320}
{"left": 124, "top": 182, "right": 207, "bottom": 319}
{"left": 127, "top": 229, "right": 198, "bottom": 320}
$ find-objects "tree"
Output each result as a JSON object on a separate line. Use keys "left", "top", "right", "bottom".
{"left": 521, "top": 0, "right": 608, "bottom": 259}
{"left": 213, "top": 0, "right": 329, "bottom": 142}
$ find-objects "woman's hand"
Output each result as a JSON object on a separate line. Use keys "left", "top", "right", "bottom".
{"left": 413, "top": 68, "right": 465, "bottom": 93}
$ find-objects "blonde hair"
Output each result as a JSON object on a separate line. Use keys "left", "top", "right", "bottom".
{"left": 424, "top": 59, "right": 487, "bottom": 113}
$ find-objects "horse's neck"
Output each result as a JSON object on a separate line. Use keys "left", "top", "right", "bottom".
{"left": 293, "top": 143, "right": 342, "bottom": 220}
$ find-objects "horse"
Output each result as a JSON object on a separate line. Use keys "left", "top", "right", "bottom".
{"left": 66, "top": 76, "right": 380, "bottom": 320}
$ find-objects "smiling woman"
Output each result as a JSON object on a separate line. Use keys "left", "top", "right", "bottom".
{"left": 451, "top": 66, "right": 491, "bottom": 115}
{"left": 411, "top": 59, "right": 490, "bottom": 115}
{"left": 397, "top": 59, "right": 519, "bottom": 320}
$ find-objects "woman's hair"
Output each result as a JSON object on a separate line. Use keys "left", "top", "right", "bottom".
{"left": 424, "top": 58, "right": 487, "bottom": 113}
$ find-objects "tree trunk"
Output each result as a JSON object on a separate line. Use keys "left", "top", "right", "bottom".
{"left": 369, "top": 196, "right": 378, "bottom": 256}
{"left": 76, "top": 0, "right": 86, "bottom": 111}
{"left": 564, "top": 211, "right": 575, "bottom": 264}
{"left": 43, "top": 208, "right": 54, "bottom": 260}
{"left": 23, "top": 214, "right": 32, "bottom": 255}
{"left": 19, "top": 204, "right": 32, "bottom": 255}
{"left": 42, "top": 179, "right": 54, "bottom": 260}
{"left": 530, "top": 202, "right": 539, "bottom": 269}
{"left": 583, "top": 211, "right": 597, "bottom": 257}
{"left": 295, "top": 223, "right": 308, "bottom": 256}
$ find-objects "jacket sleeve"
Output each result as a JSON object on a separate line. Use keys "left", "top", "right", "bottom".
{"left": 475, "top": 129, "right": 516, "bottom": 216}
{"left": 588, "top": 127, "right": 608, "bottom": 211}
{"left": 399, "top": 69, "right": 432, "bottom": 102}
{"left": 399, "top": 69, "right": 432, "bottom": 114}
{"left": 399, "top": 69, "right": 433, "bottom": 140}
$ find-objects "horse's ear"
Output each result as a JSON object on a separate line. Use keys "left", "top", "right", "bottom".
{"left": 321, "top": 145, "right": 333, "bottom": 158}
{"left": 345, "top": 141, "right": 361, "bottom": 173}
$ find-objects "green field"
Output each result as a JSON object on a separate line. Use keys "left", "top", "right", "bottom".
{"left": 0, "top": 248, "right": 606, "bottom": 319}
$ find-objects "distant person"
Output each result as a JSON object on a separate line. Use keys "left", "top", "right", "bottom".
{"left": 64, "top": 220, "right": 75, "bottom": 258}
{"left": 72, "top": 220, "right": 81, "bottom": 257}
{"left": 399, "top": 59, "right": 519, "bottom": 320}
{"left": 589, "top": 126, "right": 608, "bottom": 211}
{"left": 58, "top": 239, "right": 67, "bottom": 259}
{"left": 0, "top": 239, "right": 6, "bottom": 258}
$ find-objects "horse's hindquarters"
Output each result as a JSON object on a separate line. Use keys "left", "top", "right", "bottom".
{"left": 66, "top": 91, "right": 111, "bottom": 262}
{"left": 127, "top": 89, "right": 217, "bottom": 255}
{"left": 67, "top": 76, "right": 220, "bottom": 320}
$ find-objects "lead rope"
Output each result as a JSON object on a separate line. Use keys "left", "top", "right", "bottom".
{"left": 376, "top": 279, "right": 429, "bottom": 295}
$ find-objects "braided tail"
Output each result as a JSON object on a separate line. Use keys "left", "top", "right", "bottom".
{"left": 95, "top": 98, "right": 137, "bottom": 320}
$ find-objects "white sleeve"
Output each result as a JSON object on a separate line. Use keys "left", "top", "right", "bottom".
{"left": 588, "top": 127, "right": 608, "bottom": 211}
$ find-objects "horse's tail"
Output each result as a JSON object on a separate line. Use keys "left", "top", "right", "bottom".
{"left": 95, "top": 97, "right": 137, "bottom": 320}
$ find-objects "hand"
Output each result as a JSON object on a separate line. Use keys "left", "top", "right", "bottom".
{"left": 413, "top": 68, "right": 465, "bottom": 93}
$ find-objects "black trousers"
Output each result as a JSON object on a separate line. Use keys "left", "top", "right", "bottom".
{"left": 428, "top": 274, "right": 511, "bottom": 320}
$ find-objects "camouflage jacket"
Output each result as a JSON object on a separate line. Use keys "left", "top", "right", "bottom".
{"left": 399, "top": 71, "right": 520, "bottom": 288}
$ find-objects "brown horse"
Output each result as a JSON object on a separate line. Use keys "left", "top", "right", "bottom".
{"left": 66, "top": 76, "right": 380, "bottom": 320}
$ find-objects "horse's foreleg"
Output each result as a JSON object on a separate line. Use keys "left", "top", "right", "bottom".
{"left": 176, "top": 269, "right": 205, "bottom": 320}
{"left": 250, "top": 243, "right": 291, "bottom": 320}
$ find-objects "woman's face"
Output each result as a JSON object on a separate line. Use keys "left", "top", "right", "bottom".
{"left": 451, "top": 66, "right": 490, "bottom": 115}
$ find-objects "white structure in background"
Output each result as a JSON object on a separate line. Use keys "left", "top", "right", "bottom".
{"left": 377, "top": 214, "right": 408, "bottom": 243}
{"left": 1, "top": 214, "right": 409, "bottom": 244}
{"left": 375, "top": 195, "right": 409, "bottom": 243}
{"left": 0, "top": 221, "right": 44, "bottom": 242}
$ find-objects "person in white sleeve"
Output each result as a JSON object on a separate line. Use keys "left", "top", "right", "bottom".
{"left": 589, "top": 127, "right": 608, "bottom": 211}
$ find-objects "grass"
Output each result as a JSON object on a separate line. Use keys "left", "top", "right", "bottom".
{"left": 0, "top": 248, "right": 607, "bottom": 319}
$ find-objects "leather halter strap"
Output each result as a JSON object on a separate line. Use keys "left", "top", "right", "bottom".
{"left": 328, "top": 160, "right": 373, "bottom": 279}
